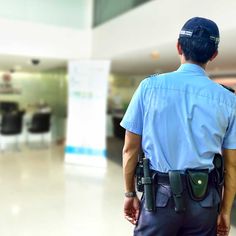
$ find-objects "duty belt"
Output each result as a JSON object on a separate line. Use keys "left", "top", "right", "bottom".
{"left": 151, "top": 169, "right": 217, "bottom": 213}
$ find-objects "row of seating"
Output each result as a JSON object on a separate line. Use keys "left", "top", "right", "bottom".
{"left": 0, "top": 111, "right": 51, "bottom": 151}
{"left": 0, "top": 101, "right": 18, "bottom": 113}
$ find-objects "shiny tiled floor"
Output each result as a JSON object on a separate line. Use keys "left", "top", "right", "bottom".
{"left": 0, "top": 140, "right": 133, "bottom": 236}
{"left": 0, "top": 138, "right": 235, "bottom": 236}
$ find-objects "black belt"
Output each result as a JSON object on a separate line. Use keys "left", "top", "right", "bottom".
{"left": 152, "top": 171, "right": 187, "bottom": 188}
{"left": 151, "top": 169, "right": 216, "bottom": 186}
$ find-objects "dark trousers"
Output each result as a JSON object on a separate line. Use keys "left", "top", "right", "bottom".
{"left": 134, "top": 184, "right": 220, "bottom": 236}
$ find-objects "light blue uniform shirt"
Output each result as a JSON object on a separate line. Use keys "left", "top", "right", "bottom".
{"left": 120, "top": 64, "right": 236, "bottom": 172}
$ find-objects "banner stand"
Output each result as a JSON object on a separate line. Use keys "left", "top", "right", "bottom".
{"left": 64, "top": 155, "right": 107, "bottom": 168}
{"left": 65, "top": 60, "right": 110, "bottom": 168}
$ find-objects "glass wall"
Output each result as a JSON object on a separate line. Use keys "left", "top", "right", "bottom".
{"left": 0, "top": 69, "right": 67, "bottom": 142}
{"left": 0, "top": 0, "right": 91, "bottom": 29}
{"left": 93, "top": 0, "right": 151, "bottom": 27}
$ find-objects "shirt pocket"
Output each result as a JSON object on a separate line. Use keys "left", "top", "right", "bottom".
{"left": 155, "top": 184, "right": 172, "bottom": 207}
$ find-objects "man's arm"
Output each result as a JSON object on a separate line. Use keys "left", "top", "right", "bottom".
{"left": 122, "top": 130, "right": 141, "bottom": 225}
{"left": 123, "top": 131, "right": 141, "bottom": 192}
{"left": 217, "top": 149, "right": 236, "bottom": 236}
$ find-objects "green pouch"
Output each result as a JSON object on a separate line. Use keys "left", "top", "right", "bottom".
{"left": 186, "top": 169, "right": 209, "bottom": 201}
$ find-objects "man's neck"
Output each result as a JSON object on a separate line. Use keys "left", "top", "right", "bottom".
{"left": 180, "top": 56, "right": 206, "bottom": 70}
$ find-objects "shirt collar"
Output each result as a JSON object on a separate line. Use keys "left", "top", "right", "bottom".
{"left": 176, "top": 63, "right": 207, "bottom": 76}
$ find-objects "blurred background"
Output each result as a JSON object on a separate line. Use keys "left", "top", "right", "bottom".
{"left": 0, "top": 0, "right": 236, "bottom": 235}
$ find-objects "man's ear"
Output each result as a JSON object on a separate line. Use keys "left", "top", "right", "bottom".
{"left": 177, "top": 42, "right": 183, "bottom": 55}
{"left": 210, "top": 50, "right": 218, "bottom": 61}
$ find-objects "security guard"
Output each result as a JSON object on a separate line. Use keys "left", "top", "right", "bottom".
{"left": 120, "top": 17, "right": 236, "bottom": 236}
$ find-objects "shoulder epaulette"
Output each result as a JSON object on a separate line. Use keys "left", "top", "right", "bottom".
{"left": 145, "top": 73, "right": 159, "bottom": 79}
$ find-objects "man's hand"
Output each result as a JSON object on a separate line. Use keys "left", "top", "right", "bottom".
{"left": 218, "top": 149, "right": 236, "bottom": 236}
{"left": 124, "top": 196, "right": 140, "bottom": 225}
{"left": 217, "top": 213, "right": 231, "bottom": 236}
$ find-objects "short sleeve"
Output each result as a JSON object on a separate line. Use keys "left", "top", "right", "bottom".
{"left": 120, "top": 80, "right": 146, "bottom": 135}
{"left": 222, "top": 109, "right": 236, "bottom": 149}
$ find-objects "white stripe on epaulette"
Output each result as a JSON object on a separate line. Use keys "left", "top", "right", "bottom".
{"left": 150, "top": 73, "right": 159, "bottom": 77}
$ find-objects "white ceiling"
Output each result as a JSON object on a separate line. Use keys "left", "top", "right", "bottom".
{"left": 0, "top": 54, "right": 66, "bottom": 73}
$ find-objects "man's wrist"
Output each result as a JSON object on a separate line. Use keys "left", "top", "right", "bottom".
{"left": 125, "top": 191, "right": 137, "bottom": 198}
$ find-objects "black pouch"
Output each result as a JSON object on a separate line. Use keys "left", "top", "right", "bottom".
{"left": 186, "top": 169, "right": 209, "bottom": 201}
{"left": 169, "top": 171, "right": 186, "bottom": 213}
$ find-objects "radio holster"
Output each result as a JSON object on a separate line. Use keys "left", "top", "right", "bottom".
{"left": 136, "top": 159, "right": 144, "bottom": 192}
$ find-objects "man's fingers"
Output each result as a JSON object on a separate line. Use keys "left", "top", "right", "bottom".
{"left": 123, "top": 198, "right": 140, "bottom": 225}
{"left": 125, "top": 215, "right": 136, "bottom": 225}
{"left": 217, "top": 232, "right": 229, "bottom": 236}
{"left": 217, "top": 227, "right": 230, "bottom": 236}
{"left": 135, "top": 209, "right": 140, "bottom": 221}
{"left": 124, "top": 209, "right": 138, "bottom": 225}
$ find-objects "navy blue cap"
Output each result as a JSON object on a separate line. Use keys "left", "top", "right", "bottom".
{"left": 179, "top": 17, "right": 220, "bottom": 45}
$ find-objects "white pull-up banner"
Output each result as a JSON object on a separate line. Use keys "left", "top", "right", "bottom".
{"left": 65, "top": 60, "right": 110, "bottom": 167}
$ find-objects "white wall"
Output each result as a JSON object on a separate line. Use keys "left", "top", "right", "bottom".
{"left": 0, "top": 0, "right": 93, "bottom": 60}
{"left": 0, "top": 18, "right": 92, "bottom": 60}
{"left": 0, "top": 0, "right": 93, "bottom": 30}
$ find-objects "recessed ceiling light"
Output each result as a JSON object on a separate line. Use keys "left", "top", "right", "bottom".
{"left": 31, "top": 59, "right": 40, "bottom": 65}
{"left": 27, "top": 58, "right": 40, "bottom": 66}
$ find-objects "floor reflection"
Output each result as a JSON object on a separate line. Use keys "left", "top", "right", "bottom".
{"left": 0, "top": 137, "right": 235, "bottom": 236}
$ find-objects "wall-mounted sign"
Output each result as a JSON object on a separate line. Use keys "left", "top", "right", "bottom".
{"left": 0, "top": 73, "right": 21, "bottom": 94}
